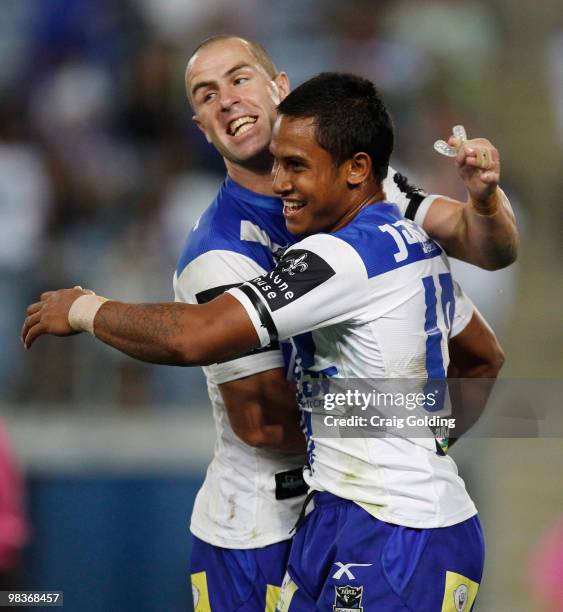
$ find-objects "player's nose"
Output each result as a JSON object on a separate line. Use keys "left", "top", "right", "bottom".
{"left": 272, "top": 166, "right": 292, "bottom": 194}
{"left": 220, "top": 86, "right": 240, "bottom": 111}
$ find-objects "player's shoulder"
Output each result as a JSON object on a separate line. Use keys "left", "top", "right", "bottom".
{"left": 331, "top": 203, "right": 443, "bottom": 278}
{"left": 284, "top": 233, "right": 367, "bottom": 277}
{"left": 383, "top": 165, "right": 432, "bottom": 222}
{"left": 176, "top": 180, "right": 285, "bottom": 278}
{"left": 330, "top": 201, "right": 402, "bottom": 254}
{"left": 383, "top": 165, "right": 426, "bottom": 197}
{"left": 175, "top": 197, "right": 229, "bottom": 276}
{"left": 279, "top": 207, "right": 409, "bottom": 280}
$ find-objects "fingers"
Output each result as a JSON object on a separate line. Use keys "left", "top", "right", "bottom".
{"left": 23, "top": 286, "right": 92, "bottom": 349}
{"left": 477, "top": 170, "right": 499, "bottom": 185}
{"left": 23, "top": 318, "right": 45, "bottom": 349}
{"left": 21, "top": 311, "right": 43, "bottom": 348}
{"left": 26, "top": 301, "right": 42, "bottom": 316}
{"left": 456, "top": 140, "right": 499, "bottom": 172}
{"left": 463, "top": 145, "right": 496, "bottom": 170}
{"left": 462, "top": 147, "right": 491, "bottom": 170}
{"left": 438, "top": 128, "right": 499, "bottom": 172}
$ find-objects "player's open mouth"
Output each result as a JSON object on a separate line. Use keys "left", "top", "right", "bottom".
{"left": 228, "top": 116, "right": 257, "bottom": 136}
{"left": 283, "top": 200, "right": 306, "bottom": 218}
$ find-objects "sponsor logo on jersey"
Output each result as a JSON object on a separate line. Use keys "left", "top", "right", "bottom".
{"left": 333, "top": 585, "right": 364, "bottom": 612}
{"left": 281, "top": 253, "right": 309, "bottom": 275}
{"left": 249, "top": 249, "right": 335, "bottom": 312}
{"left": 332, "top": 562, "right": 373, "bottom": 580}
{"left": 453, "top": 584, "right": 469, "bottom": 611}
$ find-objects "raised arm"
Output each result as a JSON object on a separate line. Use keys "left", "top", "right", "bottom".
{"left": 423, "top": 136, "right": 518, "bottom": 270}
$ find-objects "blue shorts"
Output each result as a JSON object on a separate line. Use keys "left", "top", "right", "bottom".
{"left": 190, "top": 535, "right": 292, "bottom": 611}
{"left": 277, "top": 493, "right": 485, "bottom": 611}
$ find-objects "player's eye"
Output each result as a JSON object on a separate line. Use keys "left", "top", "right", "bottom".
{"left": 202, "top": 91, "right": 217, "bottom": 103}
{"left": 287, "top": 159, "right": 305, "bottom": 171}
{"left": 234, "top": 76, "right": 249, "bottom": 86}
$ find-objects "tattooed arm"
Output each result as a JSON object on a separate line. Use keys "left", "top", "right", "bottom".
{"left": 21, "top": 287, "right": 259, "bottom": 366}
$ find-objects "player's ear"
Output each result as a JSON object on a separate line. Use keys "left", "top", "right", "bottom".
{"left": 274, "top": 72, "right": 290, "bottom": 102}
{"left": 347, "top": 152, "right": 372, "bottom": 186}
{"left": 193, "top": 115, "right": 212, "bottom": 143}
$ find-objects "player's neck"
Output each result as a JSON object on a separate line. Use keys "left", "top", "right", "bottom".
{"left": 331, "top": 184, "right": 386, "bottom": 232}
{"left": 225, "top": 157, "right": 276, "bottom": 196}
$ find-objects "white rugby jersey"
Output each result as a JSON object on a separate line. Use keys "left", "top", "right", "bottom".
{"left": 229, "top": 202, "right": 477, "bottom": 529}
{"left": 175, "top": 170, "right": 438, "bottom": 548}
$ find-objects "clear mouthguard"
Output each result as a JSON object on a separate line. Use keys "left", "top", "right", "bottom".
{"left": 433, "top": 125, "right": 467, "bottom": 157}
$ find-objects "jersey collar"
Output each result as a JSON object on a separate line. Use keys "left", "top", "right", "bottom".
{"left": 224, "top": 176, "right": 282, "bottom": 211}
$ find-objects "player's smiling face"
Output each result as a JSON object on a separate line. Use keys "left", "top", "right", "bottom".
{"left": 187, "top": 38, "right": 289, "bottom": 169}
{"left": 271, "top": 116, "right": 353, "bottom": 236}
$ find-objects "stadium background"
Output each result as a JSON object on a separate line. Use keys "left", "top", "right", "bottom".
{"left": 0, "top": 0, "right": 561, "bottom": 609}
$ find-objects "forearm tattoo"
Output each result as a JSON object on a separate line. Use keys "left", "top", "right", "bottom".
{"left": 96, "top": 302, "right": 189, "bottom": 364}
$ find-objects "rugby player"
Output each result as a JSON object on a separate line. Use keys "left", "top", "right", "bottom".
{"left": 23, "top": 35, "right": 516, "bottom": 611}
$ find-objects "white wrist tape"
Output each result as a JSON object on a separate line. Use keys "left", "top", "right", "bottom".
{"left": 68, "top": 294, "right": 109, "bottom": 335}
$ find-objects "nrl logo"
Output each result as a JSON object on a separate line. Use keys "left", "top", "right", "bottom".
{"left": 333, "top": 585, "right": 364, "bottom": 612}
{"left": 454, "top": 584, "right": 468, "bottom": 611}
{"left": 281, "top": 253, "right": 308, "bottom": 275}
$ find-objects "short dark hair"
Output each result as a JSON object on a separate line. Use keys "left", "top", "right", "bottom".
{"left": 277, "top": 72, "right": 393, "bottom": 182}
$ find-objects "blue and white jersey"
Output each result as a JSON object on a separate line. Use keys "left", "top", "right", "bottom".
{"left": 174, "top": 171, "right": 440, "bottom": 547}
{"left": 229, "top": 203, "right": 476, "bottom": 529}
{"left": 174, "top": 177, "right": 305, "bottom": 549}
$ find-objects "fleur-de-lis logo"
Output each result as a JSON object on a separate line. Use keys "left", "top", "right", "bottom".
{"left": 281, "top": 253, "right": 308, "bottom": 275}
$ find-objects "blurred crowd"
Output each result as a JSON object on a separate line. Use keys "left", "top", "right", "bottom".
{"left": 0, "top": 0, "right": 540, "bottom": 408}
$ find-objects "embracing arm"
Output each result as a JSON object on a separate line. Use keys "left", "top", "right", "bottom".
{"left": 220, "top": 368, "right": 306, "bottom": 454}
{"left": 420, "top": 136, "right": 519, "bottom": 270}
{"left": 447, "top": 309, "right": 505, "bottom": 443}
{"left": 22, "top": 288, "right": 306, "bottom": 453}
{"left": 21, "top": 288, "right": 260, "bottom": 365}
{"left": 448, "top": 308, "right": 505, "bottom": 379}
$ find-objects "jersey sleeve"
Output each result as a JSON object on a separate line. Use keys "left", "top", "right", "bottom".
{"left": 227, "top": 234, "right": 369, "bottom": 347}
{"left": 450, "top": 280, "right": 475, "bottom": 338}
{"left": 174, "top": 249, "right": 284, "bottom": 383}
{"left": 383, "top": 165, "right": 439, "bottom": 227}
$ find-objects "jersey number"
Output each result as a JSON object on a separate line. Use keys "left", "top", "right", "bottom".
{"left": 379, "top": 220, "right": 429, "bottom": 262}
{"left": 422, "top": 273, "right": 454, "bottom": 378}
